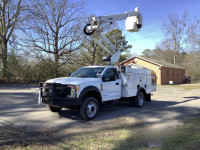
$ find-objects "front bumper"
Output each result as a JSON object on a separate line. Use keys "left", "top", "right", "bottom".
{"left": 42, "top": 97, "right": 82, "bottom": 107}
{"left": 39, "top": 82, "right": 82, "bottom": 107}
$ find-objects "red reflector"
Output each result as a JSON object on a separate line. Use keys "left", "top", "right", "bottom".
{"left": 45, "top": 98, "right": 48, "bottom": 101}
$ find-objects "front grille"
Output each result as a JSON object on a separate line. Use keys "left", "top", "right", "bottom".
{"left": 41, "top": 83, "right": 71, "bottom": 98}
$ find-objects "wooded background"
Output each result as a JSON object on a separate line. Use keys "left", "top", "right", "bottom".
{"left": 0, "top": 0, "right": 200, "bottom": 83}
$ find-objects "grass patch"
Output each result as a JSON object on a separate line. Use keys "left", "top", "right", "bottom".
{"left": 163, "top": 82, "right": 200, "bottom": 90}
{"left": 162, "top": 114, "right": 200, "bottom": 150}
{"left": 2, "top": 115, "right": 200, "bottom": 150}
{"left": 56, "top": 114, "right": 200, "bottom": 150}
{"left": 59, "top": 129, "right": 132, "bottom": 150}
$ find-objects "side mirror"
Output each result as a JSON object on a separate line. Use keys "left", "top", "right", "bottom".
{"left": 96, "top": 73, "right": 101, "bottom": 78}
{"left": 68, "top": 73, "right": 71, "bottom": 76}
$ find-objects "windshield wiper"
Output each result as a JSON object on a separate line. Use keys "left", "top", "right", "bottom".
{"left": 80, "top": 76, "right": 90, "bottom": 78}
{"left": 70, "top": 75, "right": 92, "bottom": 78}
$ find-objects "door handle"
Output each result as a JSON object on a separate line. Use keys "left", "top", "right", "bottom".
{"left": 116, "top": 82, "right": 119, "bottom": 85}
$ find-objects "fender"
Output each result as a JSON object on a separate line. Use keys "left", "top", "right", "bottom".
{"left": 137, "top": 87, "right": 146, "bottom": 95}
{"left": 137, "top": 87, "right": 151, "bottom": 101}
{"left": 78, "top": 86, "right": 102, "bottom": 103}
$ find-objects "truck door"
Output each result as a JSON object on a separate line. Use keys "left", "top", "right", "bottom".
{"left": 101, "top": 68, "right": 121, "bottom": 101}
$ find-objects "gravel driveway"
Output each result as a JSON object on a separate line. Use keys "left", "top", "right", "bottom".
{"left": 0, "top": 84, "right": 200, "bottom": 147}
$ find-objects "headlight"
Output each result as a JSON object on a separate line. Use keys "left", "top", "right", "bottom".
{"left": 67, "top": 85, "right": 79, "bottom": 98}
{"left": 76, "top": 85, "right": 80, "bottom": 93}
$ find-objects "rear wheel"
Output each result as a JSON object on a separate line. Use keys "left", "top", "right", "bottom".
{"left": 129, "top": 92, "right": 145, "bottom": 107}
{"left": 80, "top": 97, "right": 99, "bottom": 121}
{"left": 46, "top": 104, "right": 62, "bottom": 112}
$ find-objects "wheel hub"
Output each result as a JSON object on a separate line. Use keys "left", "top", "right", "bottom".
{"left": 87, "top": 101, "right": 97, "bottom": 118}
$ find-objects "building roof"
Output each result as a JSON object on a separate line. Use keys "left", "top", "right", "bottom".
{"left": 127, "top": 63, "right": 145, "bottom": 68}
{"left": 185, "top": 72, "right": 190, "bottom": 76}
{"left": 122, "top": 56, "right": 185, "bottom": 69}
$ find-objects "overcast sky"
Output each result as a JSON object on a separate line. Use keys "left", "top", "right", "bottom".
{"left": 85, "top": 0, "right": 200, "bottom": 55}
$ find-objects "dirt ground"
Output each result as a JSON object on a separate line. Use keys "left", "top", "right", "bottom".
{"left": 0, "top": 84, "right": 200, "bottom": 149}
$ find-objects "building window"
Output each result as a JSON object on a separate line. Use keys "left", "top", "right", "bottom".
{"left": 167, "top": 69, "right": 169, "bottom": 77}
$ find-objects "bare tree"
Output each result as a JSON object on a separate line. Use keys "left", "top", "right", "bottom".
{"left": 0, "top": 0, "right": 22, "bottom": 77}
{"left": 187, "top": 19, "right": 200, "bottom": 51}
{"left": 159, "top": 11, "right": 188, "bottom": 64}
{"left": 182, "top": 19, "right": 200, "bottom": 81}
{"left": 182, "top": 51, "right": 200, "bottom": 81}
{"left": 77, "top": 37, "right": 107, "bottom": 66}
{"left": 22, "top": 0, "right": 85, "bottom": 77}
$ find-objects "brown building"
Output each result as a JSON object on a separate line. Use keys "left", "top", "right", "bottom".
{"left": 121, "top": 56, "right": 186, "bottom": 85}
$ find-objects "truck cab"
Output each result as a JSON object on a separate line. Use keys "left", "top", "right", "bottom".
{"left": 39, "top": 66, "right": 121, "bottom": 119}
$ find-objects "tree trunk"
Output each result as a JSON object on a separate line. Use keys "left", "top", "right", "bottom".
{"left": 173, "top": 34, "right": 177, "bottom": 65}
{"left": 0, "top": 44, "right": 2, "bottom": 74}
{"left": 54, "top": 53, "right": 59, "bottom": 77}
{"left": 0, "top": 38, "right": 8, "bottom": 77}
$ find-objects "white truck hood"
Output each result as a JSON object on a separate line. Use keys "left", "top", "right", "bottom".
{"left": 46, "top": 77, "right": 99, "bottom": 85}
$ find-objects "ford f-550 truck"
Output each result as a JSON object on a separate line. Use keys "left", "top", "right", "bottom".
{"left": 38, "top": 64, "right": 156, "bottom": 120}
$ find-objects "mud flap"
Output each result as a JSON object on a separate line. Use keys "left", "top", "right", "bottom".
{"left": 145, "top": 94, "right": 151, "bottom": 102}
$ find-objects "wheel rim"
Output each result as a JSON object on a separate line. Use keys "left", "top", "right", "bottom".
{"left": 139, "top": 93, "right": 144, "bottom": 106}
{"left": 87, "top": 101, "right": 97, "bottom": 118}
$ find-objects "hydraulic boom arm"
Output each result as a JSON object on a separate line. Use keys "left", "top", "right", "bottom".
{"left": 83, "top": 7, "right": 143, "bottom": 64}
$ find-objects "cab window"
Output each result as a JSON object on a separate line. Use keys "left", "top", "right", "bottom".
{"left": 102, "top": 68, "right": 119, "bottom": 82}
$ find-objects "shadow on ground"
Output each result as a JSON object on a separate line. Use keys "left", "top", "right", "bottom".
{"left": 0, "top": 86, "right": 200, "bottom": 149}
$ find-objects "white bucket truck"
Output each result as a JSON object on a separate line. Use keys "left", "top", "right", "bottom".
{"left": 39, "top": 7, "right": 156, "bottom": 120}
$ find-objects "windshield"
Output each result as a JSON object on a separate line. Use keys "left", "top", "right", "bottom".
{"left": 70, "top": 67, "right": 105, "bottom": 78}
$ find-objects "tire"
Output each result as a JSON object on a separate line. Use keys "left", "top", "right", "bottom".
{"left": 129, "top": 92, "right": 145, "bottom": 108}
{"left": 80, "top": 97, "right": 99, "bottom": 121}
{"left": 46, "top": 104, "right": 62, "bottom": 112}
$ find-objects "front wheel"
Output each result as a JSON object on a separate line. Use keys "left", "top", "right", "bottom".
{"left": 46, "top": 104, "right": 62, "bottom": 112}
{"left": 80, "top": 97, "right": 99, "bottom": 121}
{"left": 129, "top": 92, "right": 145, "bottom": 108}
